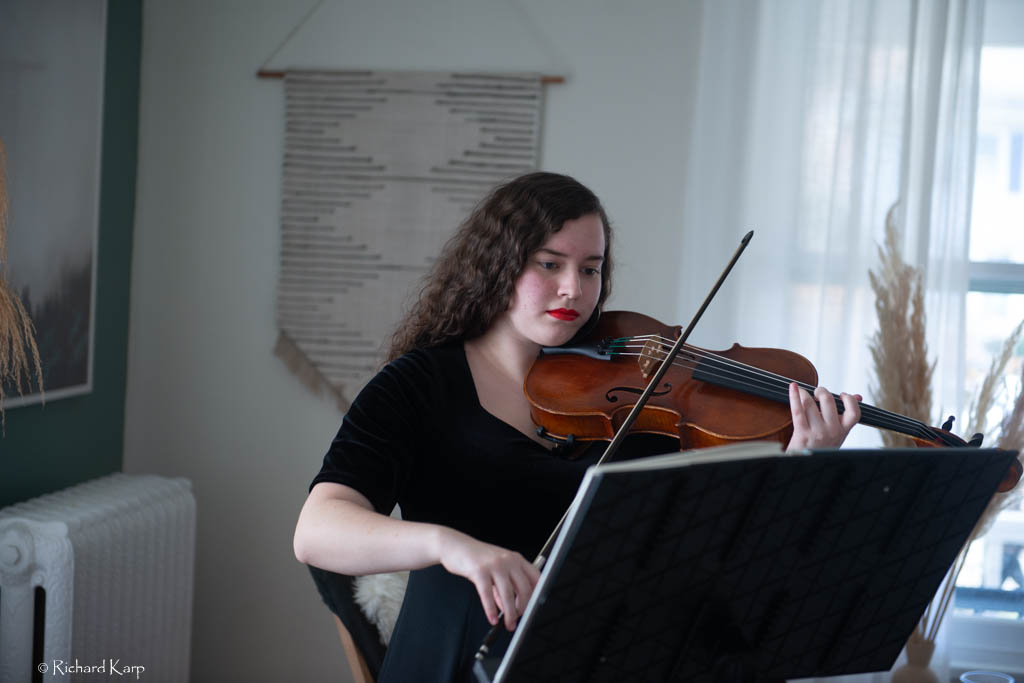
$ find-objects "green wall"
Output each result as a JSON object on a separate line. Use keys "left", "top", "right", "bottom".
{"left": 0, "top": 0, "right": 141, "bottom": 508}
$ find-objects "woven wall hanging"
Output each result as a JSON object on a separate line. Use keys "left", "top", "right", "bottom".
{"left": 273, "top": 70, "right": 544, "bottom": 408}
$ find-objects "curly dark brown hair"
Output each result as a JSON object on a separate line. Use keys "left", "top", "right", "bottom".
{"left": 386, "top": 172, "right": 613, "bottom": 361}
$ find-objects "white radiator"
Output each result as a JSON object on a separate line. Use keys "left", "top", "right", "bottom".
{"left": 0, "top": 474, "right": 195, "bottom": 683}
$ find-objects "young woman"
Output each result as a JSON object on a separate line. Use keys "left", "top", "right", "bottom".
{"left": 293, "top": 172, "right": 861, "bottom": 682}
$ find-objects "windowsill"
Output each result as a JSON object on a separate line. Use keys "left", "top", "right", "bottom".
{"left": 947, "top": 613, "right": 1024, "bottom": 678}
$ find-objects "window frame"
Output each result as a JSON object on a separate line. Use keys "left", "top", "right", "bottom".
{"left": 947, "top": 615, "right": 1024, "bottom": 677}
{"left": 969, "top": 262, "right": 1024, "bottom": 294}
{"left": 948, "top": 1, "right": 1024, "bottom": 670}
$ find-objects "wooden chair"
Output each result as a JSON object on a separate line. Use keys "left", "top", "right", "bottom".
{"left": 308, "top": 566, "right": 387, "bottom": 683}
{"left": 332, "top": 614, "right": 375, "bottom": 683}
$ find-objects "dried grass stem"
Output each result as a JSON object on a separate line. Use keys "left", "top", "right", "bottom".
{"left": 868, "top": 205, "right": 934, "bottom": 447}
{"left": 0, "top": 138, "right": 46, "bottom": 429}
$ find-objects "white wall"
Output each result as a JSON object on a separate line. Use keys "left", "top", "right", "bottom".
{"left": 125, "top": 1, "right": 702, "bottom": 680}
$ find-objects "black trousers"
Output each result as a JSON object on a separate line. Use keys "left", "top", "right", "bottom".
{"left": 378, "top": 564, "right": 513, "bottom": 683}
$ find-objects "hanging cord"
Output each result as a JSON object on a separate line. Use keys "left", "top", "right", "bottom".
{"left": 256, "top": 0, "right": 328, "bottom": 78}
{"left": 254, "top": 0, "right": 565, "bottom": 83}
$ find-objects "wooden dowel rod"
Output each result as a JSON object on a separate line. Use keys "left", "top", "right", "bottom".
{"left": 256, "top": 69, "right": 564, "bottom": 84}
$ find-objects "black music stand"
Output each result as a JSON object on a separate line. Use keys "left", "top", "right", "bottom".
{"left": 473, "top": 447, "right": 1019, "bottom": 683}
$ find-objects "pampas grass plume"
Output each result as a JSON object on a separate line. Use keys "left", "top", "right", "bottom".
{"left": 868, "top": 205, "right": 934, "bottom": 447}
{"left": 0, "top": 137, "right": 45, "bottom": 430}
{"left": 961, "top": 319, "right": 1024, "bottom": 547}
{"left": 868, "top": 204, "right": 1024, "bottom": 641}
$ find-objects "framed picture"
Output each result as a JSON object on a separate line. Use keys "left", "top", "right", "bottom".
{"left": 0, "top": 0, "right": 106, "bottom": 406}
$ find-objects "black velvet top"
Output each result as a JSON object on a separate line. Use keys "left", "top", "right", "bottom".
{"left": 311, "top": 343, "right": 677, "bottom": 680}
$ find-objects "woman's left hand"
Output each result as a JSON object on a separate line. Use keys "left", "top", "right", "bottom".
{"left": 786, "top": 382, "right": 861, "bottom": 452}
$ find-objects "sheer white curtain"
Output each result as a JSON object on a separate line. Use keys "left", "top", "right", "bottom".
{"left": 680, "top": 0, "right": 983, "bottom": 680}
{"left": 682, "top": 0, "right": 981, "bottom": 440}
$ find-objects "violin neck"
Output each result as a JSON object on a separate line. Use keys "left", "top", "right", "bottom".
{"left": 690, "top": 357, "right": 956, "bottom": 446}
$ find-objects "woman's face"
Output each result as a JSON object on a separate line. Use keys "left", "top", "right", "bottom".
{"left": 500, "top": 212, "right": 606, "bottom": 349}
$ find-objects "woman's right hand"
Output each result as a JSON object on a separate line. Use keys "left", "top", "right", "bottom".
{"left": 295, "top": 483, "right": 540, "bottom": 630}
{"left": 435, "top": 528, "right": 541, "bottom": 631}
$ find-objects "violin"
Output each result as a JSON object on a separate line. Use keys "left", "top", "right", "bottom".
{"left": 525, "top": 310, "right": 1024, "bottom": 493}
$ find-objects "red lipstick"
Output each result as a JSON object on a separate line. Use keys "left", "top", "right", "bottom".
{"left": 547, "top": 308, "right": 580, "bottom": 321}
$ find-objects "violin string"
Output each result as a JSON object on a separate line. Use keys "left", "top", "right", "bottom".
{"left": 614, "top": 334, "right": 924, "bottom": 431}
{"left": 625, "top": 340, "right": 941, "bottom": 442}
{"left": 613, "top": 347, "right": 941, "bottom": 443}
{"left": 607, "top": 335, "right": 945, "bottom": 443}
{"left": 639, "top": 339, "right": 948, "bottom": 443}
{"left": 616, "top": 332, "right": 919, "bottom": 437}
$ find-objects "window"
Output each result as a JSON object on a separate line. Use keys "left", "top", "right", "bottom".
{"left": 950, "top": 0, "right": 1024, "bottom": 675}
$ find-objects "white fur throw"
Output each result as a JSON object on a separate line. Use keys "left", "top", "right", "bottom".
{"left": 353, "top": 571, "right": 409, "bottom": 645}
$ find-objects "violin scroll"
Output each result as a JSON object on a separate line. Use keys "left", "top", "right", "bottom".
{"left": 1001, "top": 458, "right": 1024, "bottom": 493}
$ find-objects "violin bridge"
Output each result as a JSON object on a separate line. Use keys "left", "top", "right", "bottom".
{"left": 638, "top": 339, "right": 662, "bottom": 378}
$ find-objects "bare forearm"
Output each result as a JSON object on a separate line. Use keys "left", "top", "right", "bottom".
{"left": 294, "top": 493, "right": 446, "bottom": 575}
{"left": 294, "top": 483, "right": 540, "bottom": 629}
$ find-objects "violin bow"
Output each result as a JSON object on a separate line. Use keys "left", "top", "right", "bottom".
{"left": 473, "top": 230, "right": 755, "bottom": 663}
